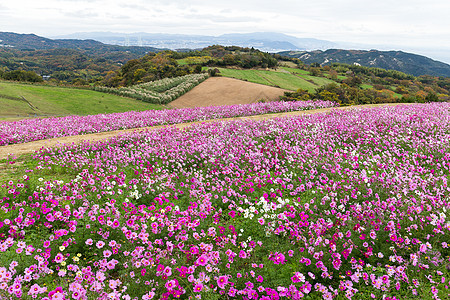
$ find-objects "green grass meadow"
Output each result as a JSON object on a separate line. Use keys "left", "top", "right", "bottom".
{"left": 0, "top": 81, "right": 163, "bottom": 119}
{"left": 209, "top": 67, "right": 336, "bottom": 92}
{"left": 214, "top": 68, "right": 322, "bottom": 91}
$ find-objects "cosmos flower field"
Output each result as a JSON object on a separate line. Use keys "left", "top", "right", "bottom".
{"left": 1, "top": 103, "right": 450, "bottom": 300}
{"left": 0, "top": 100, "right": 336, "bottom": 146}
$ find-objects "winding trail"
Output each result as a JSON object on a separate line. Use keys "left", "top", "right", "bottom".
{"left": 0, "top": 103, "right": 407, "bottom": 160}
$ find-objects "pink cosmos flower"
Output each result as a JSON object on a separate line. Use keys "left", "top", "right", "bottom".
{"left": 217, "top": 275, "right": 228, "bottom": 289}
{"left": 332, "top": 259, "right": 342, "bottom": 270}
{"left": 163, "top": 266, "right": 172, "bottom": 276}
{"left": 419, "top": 244, "right": 427, "bottom": 253}
{"left": 96, "top": 241, "right": 105, "bottom": 249}
{"left": 196, "top": 254, "right": 209, "bottom": 266}
{"left": 54, "top": 253, "right": 64, "bottom": 263}
{"left": 157, "top": 264, "right": 165, "bottom": 272}
{"left": 274, "top": 253, "right": 286, "bottom": 264}
{"left": 165, "top": 279, "right": 176, "bottom": 290}
{"left": 96, "top": 271, "right": 106, "bottom": 282}
{"left": 48, "top": 287, "right": 64, "bottom": 300}
{"left": 194, "top": 283, "right": 203, "bottom": 292}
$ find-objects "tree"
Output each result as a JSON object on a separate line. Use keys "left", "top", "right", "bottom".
{"left": 309, "top": 67, "right": 321, "bottom": 77}
{"left": 317, "top": 90, "right": 339, "bottom": 103}
{"left": 425, "top": 93, "right": 439, "bottom": 102}
{"left": 1, "top": 70, "right": 43, "bottom": 82}
{"left": 101, "top": 71, "right": 122, "bottom": 87}
{"left": 329, "top": 70, "right": 338, "bottom": 81}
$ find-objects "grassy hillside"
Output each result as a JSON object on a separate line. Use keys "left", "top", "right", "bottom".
{"left": 212, "top": 67, "right": 333, "bottom": 92}
{"left": 0, "top": 81, "right": 163, "bottom": 119}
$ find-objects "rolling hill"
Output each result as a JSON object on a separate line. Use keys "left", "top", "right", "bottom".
{"left": 0, "top": 32, "right": 161, "bottom": 56}
{"left": 279, "top": 49, "right": 450, "bottom": 77}
{"left": 0, "top": 81, "right": 162, "bottom": 119}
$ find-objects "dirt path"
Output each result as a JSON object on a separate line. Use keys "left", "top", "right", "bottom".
{"left": 0, "top": 103, "right": 408, "bottom": 160}
{"left": 169, "top": 77, "right": 288, "bottom": 108}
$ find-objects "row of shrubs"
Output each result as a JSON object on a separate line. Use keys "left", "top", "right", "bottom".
{"left": 94, "top": 73, "right": 209, "bottom": 104}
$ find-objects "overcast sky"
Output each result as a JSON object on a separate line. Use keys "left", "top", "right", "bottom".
{"left": 2, "top": 0, "right": 450, "bottom": 61}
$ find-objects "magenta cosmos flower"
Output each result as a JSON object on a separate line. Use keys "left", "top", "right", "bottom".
{"left": 217, "top": 275, "right": 228, "bottom": 289}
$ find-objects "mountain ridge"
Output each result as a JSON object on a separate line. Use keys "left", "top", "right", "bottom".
{"left": 2, "top": 31, "right": 450, "bottom": 78}
{"left": 0, "top": 31, "right": 161, "bottom": 55}
{"left": 278, "top": 49, "right": 450, "bottom": 77}
{"left": 52, "top": 31, "right": 336, "bottom": 52}
{"left": 52, "top": 31, "right": 450, "bottom": 66}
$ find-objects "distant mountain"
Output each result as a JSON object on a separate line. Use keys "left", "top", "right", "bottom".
{"left": 0, "top": 32, "right": 164, "bottom": 83}
{"left": 279, "top": 49, "right": 450, "bottom": 77}
{"left": 3, "top": 31, "right": 450, "bottom": 78}
{"left": 0, "top": 32, "right": 161, "bottom": 56}
{"left": 54, "top": 31, "right": 337, "bottom": 52}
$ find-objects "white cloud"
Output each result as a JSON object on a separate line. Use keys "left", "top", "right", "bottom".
{"left": 0, "top": 0, "right": 449, "bottom": 54}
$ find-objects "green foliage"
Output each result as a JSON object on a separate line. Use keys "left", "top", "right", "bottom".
{"left": 181, "top": 45, "right": 279, "bottom": 69}
{"left": 0, "top": 48, "right": 119, "bottom": 84}
{"left": 1, "top": 70, "right": 43, "bottom": 82}
{"left": 281, "top": 82, "right": 401, "bottom": 105}
{"left": 280, "top": 89, "right": 311, "bottom": 101}
{"left": 309, "top": 67, "right": 321, "bottom": 77}
{"left": 177, "top": 56, "right": 212, "bottom": 65}
{"left": 277, "top": 62, "right": 450, "bottom": 105}
{"left": 105, "top": 52, "right": 202, "bottom": 87}
{"left": 335, "top": 64, "right": 415, "bottom": 80}
{"left": 425, "top": 92, "right": 440, "bottom": 102}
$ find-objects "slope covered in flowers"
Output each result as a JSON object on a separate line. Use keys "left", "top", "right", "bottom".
{"left": 0, "top": 100, "right": 337, "bottom": 146}
{"left": 1, "top": 103, "right": 450, "bottom": 299}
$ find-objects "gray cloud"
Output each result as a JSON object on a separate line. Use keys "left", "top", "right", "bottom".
{"left": 64, "top": 10, "right": 99, "bottom": 18}
{"left": 56, "top": 0, "right": 100, "bottom": 2}
{"left": 0, "top": 0, "right": 449, "bottom": 63}
{"left": 105, "top": 14, "right": 131, "bottom": 20}
{"left": 184, "top": 13, "right": 262, "bottom": 23}
{"left": 120, "top": 3, "right": 148, "bottom": 10}
{"left": 0, "top": 4, "right": 9, "bottom": 16}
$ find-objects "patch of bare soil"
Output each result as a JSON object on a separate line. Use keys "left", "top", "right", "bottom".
{"left": 169, "top": 77, "right": 288, "bottom": 108}
{"left": 0, "top": 103, "right": 411, "bottom": 160}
